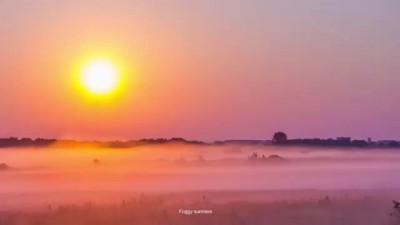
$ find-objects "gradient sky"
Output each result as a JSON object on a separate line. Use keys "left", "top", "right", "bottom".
{"left": 1, "top": 0, "right": 400, "bottom": 141}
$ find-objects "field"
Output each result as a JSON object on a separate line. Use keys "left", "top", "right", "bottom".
{"left": 1, "top": 145, "right": 400, "bottom": 224}
{"left": 0, "top": 190, "right": 399, "bottom": 225}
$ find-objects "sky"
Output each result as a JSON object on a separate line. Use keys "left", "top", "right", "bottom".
{"left": 0, "top": 0, "right": 399, "bottom": 141}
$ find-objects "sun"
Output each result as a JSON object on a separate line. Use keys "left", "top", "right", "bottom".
{"left": 81, "top": 59, "right": 120, "bottom": 94}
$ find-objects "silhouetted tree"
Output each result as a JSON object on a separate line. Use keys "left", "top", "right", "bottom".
{"left": 272, "top": 132, "right": 287, "bottom": 144}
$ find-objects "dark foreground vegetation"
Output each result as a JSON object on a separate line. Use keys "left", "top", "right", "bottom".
{"left": 0, "top": 194, "right": 398, "bottom": 225}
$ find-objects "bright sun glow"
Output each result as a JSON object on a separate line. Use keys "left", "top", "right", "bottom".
{"left": 81, "top": 59, "right": 119, "bottom": 94}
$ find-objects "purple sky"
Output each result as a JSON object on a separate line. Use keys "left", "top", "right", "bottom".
{"left": 0, "top": 0, "right": 400, "bottom": 141}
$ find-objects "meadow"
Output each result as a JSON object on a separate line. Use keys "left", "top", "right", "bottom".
{"left": 1, "top": 145, "right": 400, "bottom": 224}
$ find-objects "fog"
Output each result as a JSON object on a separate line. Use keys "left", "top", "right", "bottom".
{"left": 2, "top": 145, "right": 400, "bottom": 193}
{"left": 1, "top": 145, "right": 400, "bottom": 224}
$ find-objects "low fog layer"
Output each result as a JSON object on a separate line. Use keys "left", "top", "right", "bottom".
{"left": 1, "top": 145, "right": 400, "bottom": 194}
{"left": 2, "top": 145, "right": 400, "bottom": 224}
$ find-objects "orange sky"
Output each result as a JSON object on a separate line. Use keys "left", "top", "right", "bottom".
{"left": 1, "top": 0, "right": 400, "bottom": 141}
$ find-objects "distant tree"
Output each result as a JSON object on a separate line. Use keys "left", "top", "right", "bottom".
{"left": 272, "top": 132, "right": 287, "bottom": 144}
{"left": 170, "top": 137, "right": 186, "bottom": 142}
{"left": 20, "top": 138, "right": 32, "bottom": 143}
{"left": 351, "top": 140, "right": 368, "bottom": 147}
{"left": 388, "top": 141, "right": 400, "bottom": 147}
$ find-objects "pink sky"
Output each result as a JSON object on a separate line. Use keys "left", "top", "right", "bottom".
{"left": 1, "top": 0, "right": 400, "bottom": 141}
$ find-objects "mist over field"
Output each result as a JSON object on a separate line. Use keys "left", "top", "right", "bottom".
{"left": 2, "top": 145, "right": 400, "bottom": 193}
{"left": 1, "top": 145, "right": 400, "bottom": 224}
